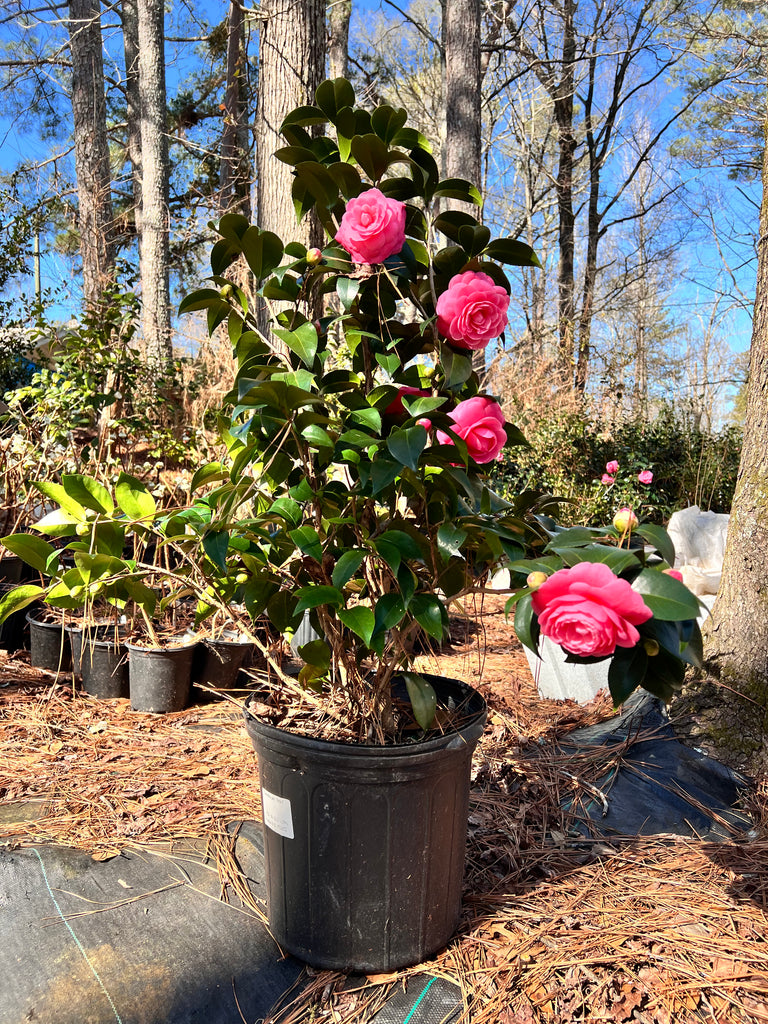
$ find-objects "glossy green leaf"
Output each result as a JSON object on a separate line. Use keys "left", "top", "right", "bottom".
{"left": 338, "top": 605, "right": 375, "bottom": 646}
{"left": 315, "top": 78, "right": 356, "bottom": 120}
{"left": 33, "top": 481, "right": 86, "bottom": 518}
{"left": 433, "top": 177, "right": 482, "bottom": 205}
{"left": 332, "top": 549, "right": 366, "bottom": 589}
{"left": 191, "top": 462, "right": 228, "bottom": 493}
{"left": 240, "top": 227, "right": 284, "bottom": 280}
{"left": 632, "top": 568, "right": 700, "bottom": 621}
{"left": 386, "top": 424, "right": 427, "bottom": 471}
{"left": 411, "top": 593, "right": 445, "bottom": 640}
{"left": 178, "top": 288, "right": 222, "bottom": 314}
{"left": 302, "top": 424, "right": 335, "bottom": 448}
{"left": 483, "top": 238, "right": 541, "bottom": 267}
{"left": 514, "top": 592, "right": 539, "bottom": 653}
{"left": 636, "top": 523, "right": 676, "bottom": 568}
{"left": 373, "top": 592, "right": 406, "bottom": 633}
{"left": 336, "top": 276, "right": 360, "bottom": 310}
{"left": 297, "top": 638, "right": 331, "bottom": 671}
{"left": 281, "top": 104, "right": 327, "bottom": 129}
{"left": 290, "top": 526, "right": 323, "bottom": 562}
{"left": 272, "top": 322, "right": 318, "bottom": 367}
{"left": 294, "top": 585, "right": 344, "bottom": 614}
{"left": 34, "top": 509, "right": 81, "bottom": 537}
{"left": 437, "top": 524, "right": 467, "bottom": 560}
{"left": 402, "top": 672, "right": 437, "bottom": 730}
{"left": 608, "top": 644, "right": 648, "bottom": 705}
{"left": 351, "top": 135, "right": 391, "bottom": 182}
{"left": 203, "top": 530, "right": 230, "bottom": 572}
{"left": 115, "top": 473, "right": 157, "bottom": 522}
{"left": 0, "top": 584, "right": 46, "bottom": 624}
{"left": 1, "top": 534, "right": 59, "bottom": 574}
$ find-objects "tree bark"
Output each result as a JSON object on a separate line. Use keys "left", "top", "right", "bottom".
{"left": 698, "top": 108, "right": 768, "bottom": 772}
{"left": 68, "top": 0, "right": 116, "bottom": 308}
{"left": 256, "top": 0, "right": 325, "bottom": 337}
{"left": 553, "top": 0, "right": 576, "bottom": 382}
{"left": 137, "top": 0, "right": 172, "bottom": 372}
{"left": 327, "top": 0, "right": 351, "bottom": 80}
{"left": 443, "top": 0, "right": 484, "bottom": 377}
{"left": 221, "top": 0, "right": 252, "bottom": 218}
{"left": 121, "top": 0, "right": 142, "bottom": 235}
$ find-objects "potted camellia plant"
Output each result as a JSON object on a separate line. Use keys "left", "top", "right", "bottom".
{"left": 179, "top": 79, "right": 701, "bottom": 972}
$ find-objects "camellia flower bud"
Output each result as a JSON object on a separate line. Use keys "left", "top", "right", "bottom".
{"left": 663, "top": 568, "right": 684, "bottom": 582}
{"left": 643, "top": 638, "right": 660, "bottom": 656}
{"left": 526, "top": 571, "right": 549, "bottom": 590}
{"left": 306, "top": 247, "right": 323, "bottom": 266}
{"left": 416, "top": 418, "right": 432, "bottom": 430}
{"left": 613, "top": 507, "right": 638, "bottom": 532}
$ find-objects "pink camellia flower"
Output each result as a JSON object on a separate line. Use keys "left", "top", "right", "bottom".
{"left": 436, "top": 395, "right": 507, "bottom": 463}
{"left": 613, "top": 507, "right": 639, "bottom": 532}
{"left": 601, "top": 474, "right": 615, "bottom": 485}
{"left": 335, "top": 187, "right": 407, "bottom": 265}
{"left": 638, "top": 469, "right": 653, "bottom": 484}
{"left": 435, "top": 271, "right": 510, "bottom": 350}
{"left": 605, "top": 460, "right": 619, "bottom": 475}
{"left": 664, "top": 568, "right": 684, "bottom": 582}
{"left": 531, "top": 561, "right": 652, "bottom": 658}
{"left": 384, "top": 385, "right": 429, "bottom": 417}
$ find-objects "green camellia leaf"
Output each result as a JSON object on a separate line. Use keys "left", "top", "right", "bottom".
{"left": 272, "top": 322, "right": 319, "bottom": 367}
{"left": 513, "top": 592, "right": 539, "bottom": 653}
{"left": 373, "top": 592, "right": 406, "bottom": 633}
{"left": 543, "top": 527, "right": 595, "bottom": 550}
{"left": 483, "top": 238, "right": 541, "bottom": 267}
{"left": 297, "top": 638, "right": 331, "bottom": 671}
{"left": 351, "top": 135, "right": 391, "bottom": 182}
{"left": 34, "top": 508, "right": 81, "bottom": 537}
{"left": 332, "top": 549, "right": 366, "bottom": 589}
{"left": 294, "top": 585, "right": 344, "bottom": 614}
{"left": 302, "top": 424, "right": 335, "bottom": 449}
{"left": 437, "top": 524, "right": 467, "bottom": 560}
{"left": 61, "top": 474, "right": 114, "bottom": 514}
{"left": 33, "top": 481, "right": 86, "bottom": 518}
{"left": 191, "top": 462, "right": 228, "bottom": 493}
{"left": 281, "top": 104, "right": 327, "bottom": 129}
{"left": 239, "top": 226, "right": 284, "bottom": 281}
{"left": 336, "top": 276, "right": 360, "bottom": 310}
{"left": 402, "top": 672, "right": 437, "bottom": 730}
{"left": 607, "top": 644, "right": 648, "bottom": 705}
{"left": 433, "top": 177, "right": 482, "bottom": 205}
{"left": 371, "top": 103, "right": 408, "bottom": 143}
{"left": 203, "top": 530, "right": 230, "bottom": 572}
{"left": 1, "top": 534, "right": 59, "bottom": 574}
{"left": 401, "top": 396, "right": 445, "bottom": 418}
{"left": 386, "top": 424, "right": 427, "bottom": 471}
{"left": 0, "top": 584, "right": 46, "bottom": 625}
{"left": 632, "top": 568, "right": 700, "bottom": 621}
{"left": 635, "top": 523, "right": 676, "bottom": 568}
{"left": 290, "top": 526, "right": 323, "bottom": 562}
{"left": 115, "top": 473, "right": 157, "bottom": 522}
{"left": 269, "top": 496, "right": 302, "bottom": 526}
{"left": 554, "top": 545, "right": 639, "bottom": 574}
{"left": 178, "top": 288, "right": 222, "bottom": 314}
{"left": 337, "top": 605, "right": 375, "bottom": 646}
{"left": 315, "top": 78, "right": 356, "bottom": 121}
{"left": 411, "top": 593, "right": 446, "bottom": 640}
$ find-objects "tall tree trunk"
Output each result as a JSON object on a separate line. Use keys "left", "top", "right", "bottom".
{"left": 327, "top": 0, "right": 351, "bottom": 80}
{"left": 256, "top": 0, "right": 325, "bottom": 336}
{"left": 68, "top": 0, "right": 115, "bottom": 308}
{"left": 696, "top": 108, "right": 768, "bottom": 773}
{"left": 121, "top": 0, "right": 142, "bottom": 235}
{"left": 443, "top": 0, "right": 483, "bottom": 377}
{"left": 137, "top": 0, "right": 172, "bottom": 372}
{"left": 221, "top": 0, "right": 252, "bottom": 219}
{"left": 553, "top": 0, "right": 576, "bottom": 382}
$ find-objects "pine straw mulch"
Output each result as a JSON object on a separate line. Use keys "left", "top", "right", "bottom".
{"left": 0, "top": 596, "right": 767, "bottom": 1023}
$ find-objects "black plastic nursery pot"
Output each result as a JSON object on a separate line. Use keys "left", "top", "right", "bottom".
{"left": 243, "top": 675, "right": 486, "bottom": 972}
{"left": 126, "top": 640, "right": 197, "bottom": 713}
{"left": 0, "top": 555, "right": 25, "bottom": 651}
{"left": 26, "top": 613, "right": 72, "bottom": 672}
{"left": 71, "top": 631, "right": 129, "bottom": 700}
{"left": 193, "top": 633, "right": 255, "bottom": 696}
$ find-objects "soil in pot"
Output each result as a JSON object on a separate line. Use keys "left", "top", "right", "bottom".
{"left": 192, "top": 630, "right": 256, "bottom": 697}
{"left": 26, "top": 613, "right": 72, "bottom": 672}
{"left": 243, "top": 675, "right": 486, "bottom": 973}
{"left": 126, "top": 638, "right": 197, "bottom": 713}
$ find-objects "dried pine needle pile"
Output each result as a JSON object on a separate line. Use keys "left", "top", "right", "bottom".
{"left": 2, "top": 597, "right": 768, "bottom": 1024}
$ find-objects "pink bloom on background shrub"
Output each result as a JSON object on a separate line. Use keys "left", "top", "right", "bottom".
{"left": 384, "top": 385, "right": 429, "bottom": 417}
{"left": 436, "top": 395, "right": 507, "bottom": 463}
{"left": 638, "top": 469, "right": 653, "bottom": 484}
{"left": 435, "top": 271, "right": 510, "bottom": 350}
{"left": 531, "top": 562, "right": 652, "bottom": 658}
{"left": 601, "top": 474, "right": 615, "bottom": 485}
{"left": 605, "top": 460, "right": 619, "bottom": 474}
{"left": 335, "top": 188, "right": 407, "bottom": 265}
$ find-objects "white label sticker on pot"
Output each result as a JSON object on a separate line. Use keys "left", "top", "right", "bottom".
{"left": 261, "top": 789, "right": 294, "bottom": 839}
